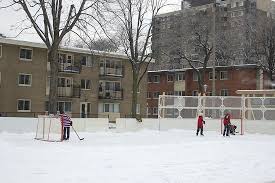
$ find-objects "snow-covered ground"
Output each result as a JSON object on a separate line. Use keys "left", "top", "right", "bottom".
{"left": 1, "top": 130, "right": 275, "bottom": 183}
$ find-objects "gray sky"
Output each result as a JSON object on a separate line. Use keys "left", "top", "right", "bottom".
{"left": 0, "top": 0, "right": 182, "bottom": 43}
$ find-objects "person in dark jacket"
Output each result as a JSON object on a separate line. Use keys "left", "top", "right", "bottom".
{"left": 60, "top": 110, "right": 73, "bottom": 140}
{"left": 196, "top": 113, "right": 205, "bottom": 136}
{"left": 223, "top": 113, "right": 231, "bottom": 136}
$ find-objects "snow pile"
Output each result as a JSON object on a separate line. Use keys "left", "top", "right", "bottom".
{"left": 1, "top": 130, "right": 275, "bottom": 183}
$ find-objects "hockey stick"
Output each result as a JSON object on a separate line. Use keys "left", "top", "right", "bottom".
{"left": 71, "top": 126, "right": 84, "bottom": 140}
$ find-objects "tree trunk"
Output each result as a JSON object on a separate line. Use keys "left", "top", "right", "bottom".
{"left": 131, "top": 70, "right": 138, "bottom": 118}
{"left": 48, "top": 47, "right": 59, "bottom": 114}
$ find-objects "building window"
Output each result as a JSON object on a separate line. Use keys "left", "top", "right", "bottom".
{"left": 57, "top": 101, "right": 72, "bottom": 112}
{"left": 0, "top": 45, "right": 2, "bottom": 58}
{"left": 239, "top": 1, "right": 244, "bottom": 6}
{"left": 167, "top": 91, "right": 174, "bottom": 95}
{"left": 99, "top": 103, "right": 120, "bottom": 113}
{"left": 167, "top": 74, "right": 174, "bottom": 82}
{"left": 17, "top": 99, "right": 31, "bottom": 112}
{"left": 147, "top": 92, "right": 152, "bottom": 99}
{"left": 231, "top": 2, "right": 236, "bottom": 8}
{"left": 81, "top": 79, "right": 91, "bottom": 90}
{"left": 176, "top": 73, "right": 184, "bottom": 81}
{"left": 19, "top": 48, "right": 32, "bottom": 60}
{"left": 192, "top": 90, "right": 198, "bottom": 96}
{"left": 153, "top": 75, "right": 160, "bottom": 83}
{"left": 58, "top": 77, "right": 72, "bottom": 87}
{"left": 136, "top": 104, "right": 140, "bottom": 114}
{"left": 220, "top": 89, "right": 229, "bottom": 96}
{"left": 193, "top": 72, "right": 198, "bottom": 81}
{"left": 209, "top": 71, "right": 218, "bottom": 80}
{"left": 231, "top": 11, "right": 243, "bottom": 17}
{"left": 153, "top": 92, "right": 160, "bottom": 99}
{"left": 81, "top": 56, "right": 93, "bottom": 67}
{"left": 153, "top": 107, "right": 158, "bottom": 115}
{"left": 18, "top": 73, "right": 32, "bottom": 86}
{"left": 147, "top": 107, "right": 151, "bottom": 115}
{"left": 148, "top": 76, "right": 153, "bottom": 83}
{"left": 174, "top": 91, "right": 185, "bottom": 96}
{"left": 220, "top": 71, "right": 228, "bottom": 80}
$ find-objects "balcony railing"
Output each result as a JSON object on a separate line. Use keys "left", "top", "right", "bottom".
{"left": 58, "top": 63, "right": 81, "bottom": 74}
{"left": 99, "top": 67, "right": 124, "bottom": 77}
{"left": 98, "top": 89, "right": 123, "bottom": 100}
{"left": 57, "top": 86, "right": 80, "bottom": 98}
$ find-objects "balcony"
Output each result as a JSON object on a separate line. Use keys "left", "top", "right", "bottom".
{"left": 57, "top": 86, "right": 80, "bottom": 98}
{"left": 98, "top": 89, "right": 123, "bottom": 100}
{"left": 99, "top": 67, "right": 124, "bottom": 77}
{"left": 58, "top": 63, "right": 81, "bottom": 74}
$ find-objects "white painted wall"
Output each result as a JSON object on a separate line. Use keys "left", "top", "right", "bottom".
{"left": 0, "top": 117, "right": 274, "bottom": 135}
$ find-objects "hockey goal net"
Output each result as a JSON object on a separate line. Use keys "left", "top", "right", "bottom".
{"left": 35, "top": 115, "right": 63, "bottom": 142}
{"left": 220, "top": 117, "right": 244, "bottom": 135}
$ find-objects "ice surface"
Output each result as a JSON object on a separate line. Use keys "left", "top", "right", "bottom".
{"left": 1, "top": 129, "right": 275, "bottom": 183}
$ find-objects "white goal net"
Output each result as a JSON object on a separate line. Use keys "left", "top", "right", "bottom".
{"left": 35, "top": 115, "right": 63, "bottom": 142}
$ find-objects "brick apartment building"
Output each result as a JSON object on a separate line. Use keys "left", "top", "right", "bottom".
{"left": 147, "top": 65, "right": 270, "bottom": 118}
{"left": 151, "top": 0, "right": 274, "bottom": 70}
{"left": 0, "top": 38, "right": 147, "bottom": 120}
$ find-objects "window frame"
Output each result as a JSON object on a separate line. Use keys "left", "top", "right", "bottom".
{"left": 17, "top": 99, "right": 31, "bottom": 112}
{"left": 136, "top": 104, "right": 140, "bottom": 114}
{"left": 153, "top": 75, "right": 160, "bottom": 83}
{"left": 167, "top": 74, "right": 174, "bottom": 82}
{"left": 220, "top": 89, "right": 229, "bottom": 96}
{"left": 153, "top": 107, "right": 158, "bottom": 115}
{"left": 209, "top": 71, "right": 218, "bottom": 80}
{"left": 175, "top": 73, "right": 184, "bottom": 81}
{"left": 19, "top": 47, "right": 33, "bottom": 61}
{"left": 57, "top": 101, "right": 72, "bottom": 113}
{"left": 18, "top": 73, "right": 32, "bottom": 86}
{"left": 81, "top": 79, "right": 92, "bottom": 90}
{"left": 153, "top": 92, "right": 160, "bottom": 99}
{"left": 220, "top": 71, "right": 228, "bottom": 80}
{"left": 81, "top": 55, "right": 93, "bottom": 67}
{"left": 193, "top": 72, "right": 198, "bottom": 81}
{"left": 0, "top": 45, "right": 2, "bottom": 58}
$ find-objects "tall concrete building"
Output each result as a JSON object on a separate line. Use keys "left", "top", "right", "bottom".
{"left": 151, "top": 0, "right": 271, "bottom": 70}
{"left": 0, "top": 38, "right": 147, "bottom": 120}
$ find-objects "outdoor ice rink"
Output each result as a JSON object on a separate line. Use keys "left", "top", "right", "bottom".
{"left": 1, "top": 130, "right": 275, "bottom": 183}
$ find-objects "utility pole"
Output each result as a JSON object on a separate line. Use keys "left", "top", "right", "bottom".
{"left": 212, "top": 1, "right": 217, "bottom": 96}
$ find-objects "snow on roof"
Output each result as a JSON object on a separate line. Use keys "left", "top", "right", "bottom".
{"left": 0, "top": 38, "right": 129, "bottom": 60}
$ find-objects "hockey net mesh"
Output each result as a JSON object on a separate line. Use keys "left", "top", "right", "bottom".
{"left": 35, "top": 115, "right": 63, "bottom": 142}
{"left": 220, "top": 117, "right": 244, "bottom": 135}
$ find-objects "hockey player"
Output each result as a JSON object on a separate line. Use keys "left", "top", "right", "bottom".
{"left": 223, "top": 113, "right": 231, "bottom": 137}
{"left": 229, "top": 124, "right": 237, "bottom": 135}
{"left": 196, "top": 113, "right": 205, "bottom": 136}
{"left": 59, "top": 109, "right": 73, "bottom": 140}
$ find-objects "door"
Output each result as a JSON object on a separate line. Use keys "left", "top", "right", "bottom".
{"left": 80, "top": 102, "right": 91, "bottom": 118}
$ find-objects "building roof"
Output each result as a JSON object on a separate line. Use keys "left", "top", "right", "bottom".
{"left": 186, "top": 0, "right": 214, "bottom": 7}
{"left": 236, "top": 90, "right": 275, "bottom": 95}
{"left": 0, "top": 38, "right": 128, "bottom": 60}
{"left": 148, "top": 64, "right": 261, "bottom": 73}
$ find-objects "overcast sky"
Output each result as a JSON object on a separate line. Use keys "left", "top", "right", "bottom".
{"left": 0, "top": 0, "right": 182, "bottom": 43}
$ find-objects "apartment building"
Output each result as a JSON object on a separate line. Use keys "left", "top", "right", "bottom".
{"left": 0, "top": 38, "right": 147, "bottom": 120}
{"left": 147, "top": 64, "right": 269, "bottom": 118}
{"left": 151, "top": 0, "right": 271, "bottom": 70}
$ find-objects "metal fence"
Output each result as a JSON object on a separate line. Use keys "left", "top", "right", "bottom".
{"left": 158, "top": 95, "right": 275, "bottom": 120}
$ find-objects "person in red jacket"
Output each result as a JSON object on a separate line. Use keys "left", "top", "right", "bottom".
{"left": 196, "top": 113, "right": 205, "bottom": 136}
{"left": 223, "top": 113, "right": 231, "bottom": 136}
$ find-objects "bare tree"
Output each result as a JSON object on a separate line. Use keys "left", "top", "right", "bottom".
{"left": 255, "top": 17, "right": 275, "bottom": 88}
{"left": 93, "top": 0, "right": 168, "bottom": 118}
{"left": 74, "top": 38, "right": 119, "bottom": 52}
{"left": 175, "top": 10, "right": 214, "bottom": 93}
{"left": 3, "top": 0, "right": 97, "bottom": 113}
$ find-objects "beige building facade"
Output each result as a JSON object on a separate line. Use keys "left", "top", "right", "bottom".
{"left": 0, "top": 38, "right": 147, "bottom": 120}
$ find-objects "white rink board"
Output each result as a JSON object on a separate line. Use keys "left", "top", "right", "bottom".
{"left": 0, "top": 117, "right": 275, "bottom": 135}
